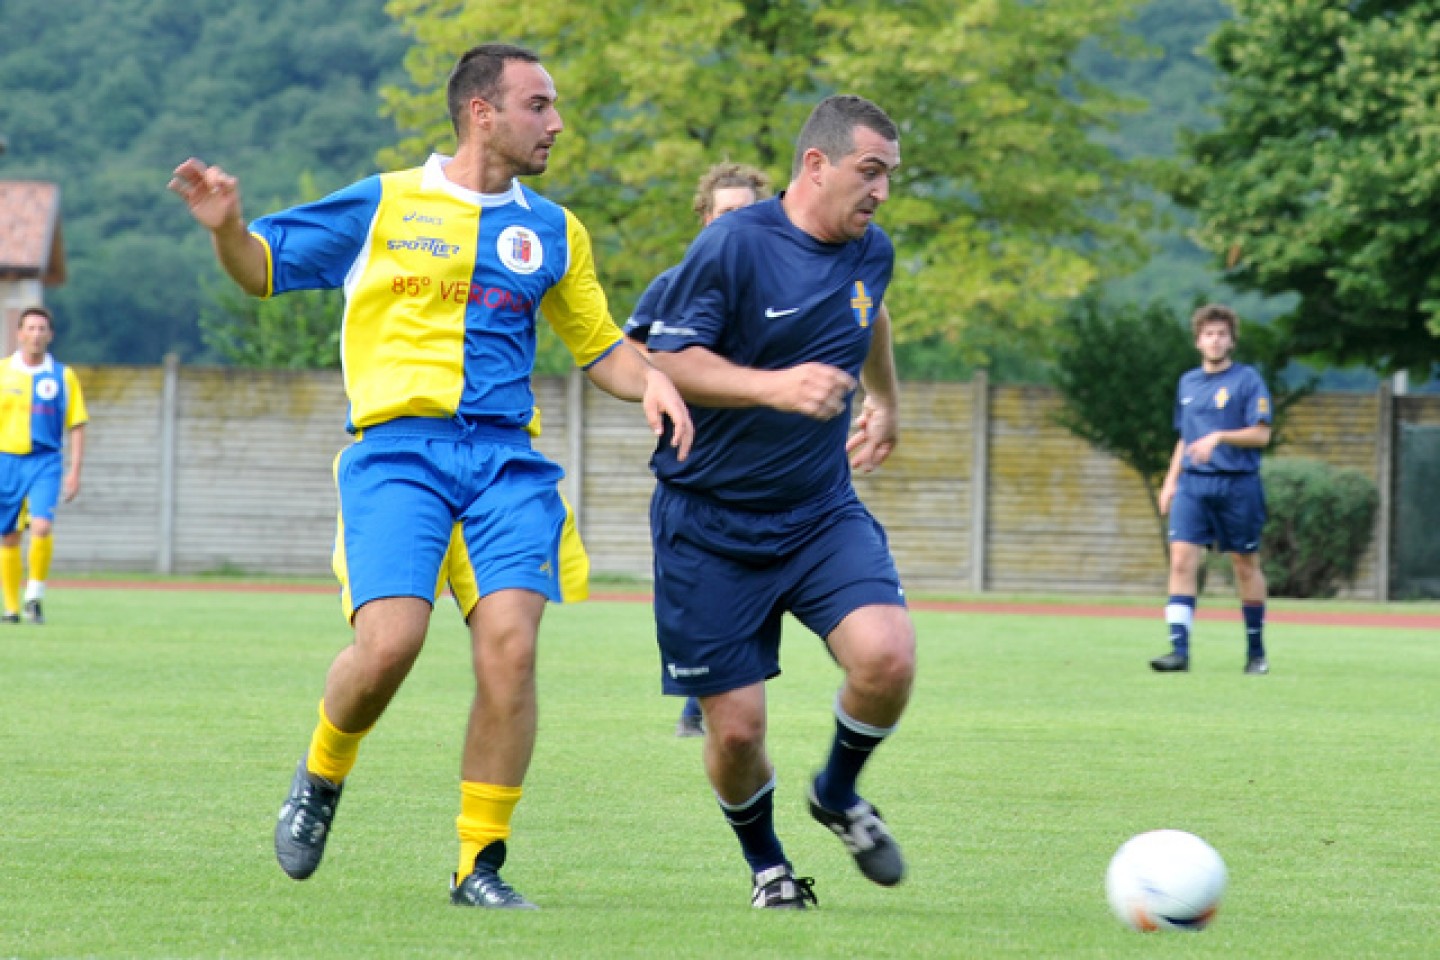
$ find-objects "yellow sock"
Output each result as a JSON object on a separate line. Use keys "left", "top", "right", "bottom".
{"left": 1, "top": 545, "right": 21, "bottom": 615}
{"left": 305, "top": 699, "right": 371, "bottom": 784}
{"left": 457, "top": 782, "right": 522, "bottom": 878}
{"left": 28, "top": 533, "right": 52, "bottom": 583}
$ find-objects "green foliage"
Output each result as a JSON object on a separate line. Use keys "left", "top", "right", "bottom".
{"left": 0, "top": 0, "right": 404, "bottom": 363}
{"left": 197, "top": 282, "right": 342, "bottom": 370}
{"left": 1051, "top": 297, "right": 1195, "bottom": 556}
{"left": 382, "top": 0, "right": 1156, "bottom": 369}
{"left": 1261, "top": 458, "right": 1379, "bottom": 599}
{"left": 1176, "top": 0, "right": 1440, "bottom": 376}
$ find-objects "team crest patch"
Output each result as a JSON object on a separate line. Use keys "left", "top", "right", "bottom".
{"left": 1215, "top": 387, "right": 1229, "bottom": 409}
{"left": 35, "top": 378, "right": 59, "bottom": 401}
{"left": 850, "top": 280, "right": 874, "bottom": 328}
{"left": 497, "top": 226, "right": 543, "bottom": 275}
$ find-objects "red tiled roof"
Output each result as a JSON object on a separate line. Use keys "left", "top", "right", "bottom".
{"left": 0, "top": 181, "right": 66, "bottom": 285}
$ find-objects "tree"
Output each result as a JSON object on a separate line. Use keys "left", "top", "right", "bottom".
{"left": 381, "top": 0, "right": 1155, "bottom": 372}
{"left": 1175, "top": 0, "right": 1440, "bottom": 376}
{"left": 1051, "top": 298, "right": 1195, "bottom": 560}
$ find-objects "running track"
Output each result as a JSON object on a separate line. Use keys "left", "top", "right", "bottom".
{"left": 53, "top": 580, "right": 1440, "bottom": 630}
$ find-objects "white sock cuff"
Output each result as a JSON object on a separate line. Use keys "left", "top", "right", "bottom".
{"left": 834, "top": 693, "right": 897, "bottom": 740}
{"left": 1165, "top": 603, "right": 1194, "bottom": 629}
{"left": 716, "top": 774, "right": 777, "bottom": 814}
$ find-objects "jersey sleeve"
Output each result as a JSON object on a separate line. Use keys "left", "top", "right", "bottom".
{"left": 538, "top": 209, "right": 624, "bottom": 369}
{"left": 63, "top": 367, "right": 88, "bottom": 429}
{"left": 644, "top": 226, "right": 732, "bottom": 354}
{"left": 1244, "top": 368, "right": 1273, "bottom": 426}
{"left": 623, "top": 268, "right": 675, "bottom": 343}
{"left": 248, "top": 176, "right": 383, "bottom": 298}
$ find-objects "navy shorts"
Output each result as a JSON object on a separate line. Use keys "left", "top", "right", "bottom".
{"left": 650, "top": 483, "right": 906, "bottom": 697}
{"left": 1169, "top": 471, "right": 1266, "bottom": 554}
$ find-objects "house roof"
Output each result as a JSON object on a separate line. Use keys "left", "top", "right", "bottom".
{"left": 0, "top": 180, "right": 66, "bottom": 285}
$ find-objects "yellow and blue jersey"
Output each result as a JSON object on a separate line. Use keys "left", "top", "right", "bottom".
{"left": 248, "top": 153, "right": 624, "bottom": 432}
{"left": 0, "top": 353, "right": 88, "bottom": 455}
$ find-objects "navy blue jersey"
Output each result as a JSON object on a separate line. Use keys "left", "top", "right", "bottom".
{"left": 1174, "top": 362, "right": 1272, "bottom": 474}
{"left": 623, "top": 265, "right": 678, "bottom": 343}
{"left": 646, "top": 197, "right": 894, "bottom": 509}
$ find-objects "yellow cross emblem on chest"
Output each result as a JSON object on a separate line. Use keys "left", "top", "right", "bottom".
{"left": 851, "top": 281, "right": 873, "bottom": 328}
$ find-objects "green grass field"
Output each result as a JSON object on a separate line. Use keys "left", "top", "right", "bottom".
{"left": 3, "top": 588, "right": 1436, "bottom": 958}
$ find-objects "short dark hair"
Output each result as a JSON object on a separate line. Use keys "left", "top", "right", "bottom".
{"left": 1191, "top": 303, "right": 1239, "bottom": 341}
{"left": 18, "top": 305, "right": 52, "bottom": 328}
{"left": 693, "top": 162, "right": 771, "bottom": 220}
{"left": 791, "top": 95, "right": 898, "bottom": 178}
{"left": 446, "top": 43, "right": 542, "bottom": 136}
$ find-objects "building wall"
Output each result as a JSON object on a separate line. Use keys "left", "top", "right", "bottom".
{"left": 49, "top": 365, "right": 1432, "bottom": 599}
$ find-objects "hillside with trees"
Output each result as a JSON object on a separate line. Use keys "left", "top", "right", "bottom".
{"left": 1, "top": 0, "right": 1232, "bottom": 370}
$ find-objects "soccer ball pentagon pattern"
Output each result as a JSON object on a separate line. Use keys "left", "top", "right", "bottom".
{"left": 1105, "top": 829, "right": 1227, "bottom": 932}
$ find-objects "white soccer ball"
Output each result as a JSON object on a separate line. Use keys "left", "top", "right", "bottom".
{"left": 1105, "top": 829, "right": 1226, "bottom": 932}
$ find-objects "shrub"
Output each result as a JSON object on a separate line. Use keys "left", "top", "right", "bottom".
{"left": 1261, "top": 458, "right": 1378, "bottom": 598}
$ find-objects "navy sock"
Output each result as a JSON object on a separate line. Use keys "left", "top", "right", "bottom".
{"left": 1243, "top": 603, "right": 1265, "bottom": 658}
{"left": 719, "top": 778, "right": 787, "bottom": 874}
{"left": 680, "top": 696, "right": 702, "bottom": 720}
{"left": 813, "top": 699, "right": 892, "bottom": 812}
{"left": 1166, "top": 594, "right": 1196, "bottom": 657}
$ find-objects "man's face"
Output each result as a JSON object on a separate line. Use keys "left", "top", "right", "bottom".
{"left": 488, "top": 61, "right": 564, "bottom": 177}
{"left": 1196, "top": 321, "right": 1235, "bottom": 364}
{"left": 704, "top": 186, "right": 758, "bottom": 225}
{"left": 18, "top": 314, "right": 52, "bottom": 357}
{"left": 816, "top": 125, "right": 901, "bottom": 242}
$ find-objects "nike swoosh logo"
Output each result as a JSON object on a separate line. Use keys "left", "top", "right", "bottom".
{"left": 1181, "top": 398, "right": 1193, "bottom": 405}
{"left": 765, "top": 307, "right": 799, "bottom": 318}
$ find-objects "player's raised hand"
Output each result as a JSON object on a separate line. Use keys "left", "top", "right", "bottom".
{"left": 776, "top": 362, "right": 856, "bottom": 420}
{"left": 168, "top": 158, "right": 244, "bottom": 233}
{"left": 846, "top": 395, "right": 898, "bottom": 473}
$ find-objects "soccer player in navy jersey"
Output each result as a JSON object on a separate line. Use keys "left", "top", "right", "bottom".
{"left": 625, "top": 160, "right": 772, "bottom": 739}
{"left": 169, "top": 43, "right": 693, "bottom": 908}
{"left": 643, "top": 95, "right": 914, "bottom": 908}
{"left": 0, "top": 306, "right": 88, "bottom": 626}
{"left": 1152, "top": 304, "right": 1273, "bottom": 675}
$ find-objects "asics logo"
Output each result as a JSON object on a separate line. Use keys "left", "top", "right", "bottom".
{"left": 765, "top": 306, "right": 799, "bottom": 318}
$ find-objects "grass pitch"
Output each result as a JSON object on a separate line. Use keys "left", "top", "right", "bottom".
{"left": 2, "top": 588, "right": 1436, "bottom": 958}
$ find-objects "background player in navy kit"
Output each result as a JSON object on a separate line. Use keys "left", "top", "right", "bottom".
{"left": 626, "top": 161, "right": 771, "bottom": 738}
{"left": 1152, "top": 304, "right": 1273, "bottom": 675}
{"left": 644, "top": 95, "right": 914, "bottom": 908}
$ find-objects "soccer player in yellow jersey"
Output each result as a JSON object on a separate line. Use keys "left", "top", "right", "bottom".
{"left": 0, "top": 306, "right": 87, "bottom": 625}
{"left": 169, "top": 43, "right": 693, "bottom": 908}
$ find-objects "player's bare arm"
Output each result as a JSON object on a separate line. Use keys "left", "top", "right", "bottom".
{"left": 586, "top": 341, "right": 694, "bottom": 461}
{"left": 62, "top": 423, "right": 85, "bottom": 503}
{"left": 1186, "top": 423, "right": 1272, "bottom": 465}
{"left": 1158, "top": 439, "right": 1185, "bottom": 515}
{"left": 650, "top": 346, "right": 855, "bottom": 421}
{"left": 167, "top": 158, "right": 269, "bottom": 296}
{"left": 847, "top": 303, "right": 900, "bottom": 473}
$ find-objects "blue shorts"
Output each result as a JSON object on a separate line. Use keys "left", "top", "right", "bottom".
{"left": 650, "top": 483, "right": 906, "bottom": 698}
{"left": 1169, "top": 471, "right": 1266, "bottom": 554}
{"left": 0, "top": 450, "right": 62, "bottom": 535}
{"left": 332, "top": 417, "right": 588, "bottom": 621}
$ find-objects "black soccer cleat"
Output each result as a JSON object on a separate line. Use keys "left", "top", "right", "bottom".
{"left": 1149, "top": 651, "right": 1190, "bottom": 672}
{"left": 274, "top": 757, "right": 343, "bottom": 880}
{"left": 1244, "top": 656, "right": 1270, "bottom": 675}
{"left": 1, "top": 612, "right": 19, "bottom": 624}
{"left": 807, "top": 782, "right": 906, "bottom": 886}
{"left": 751, "top": 864, "right": 818, "bottom": 909}
{"left": 22, "top": 599, "right": 43, "bottom": 624}
{"left": 450, "top": 840, "right": 538, "bottom": 909}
